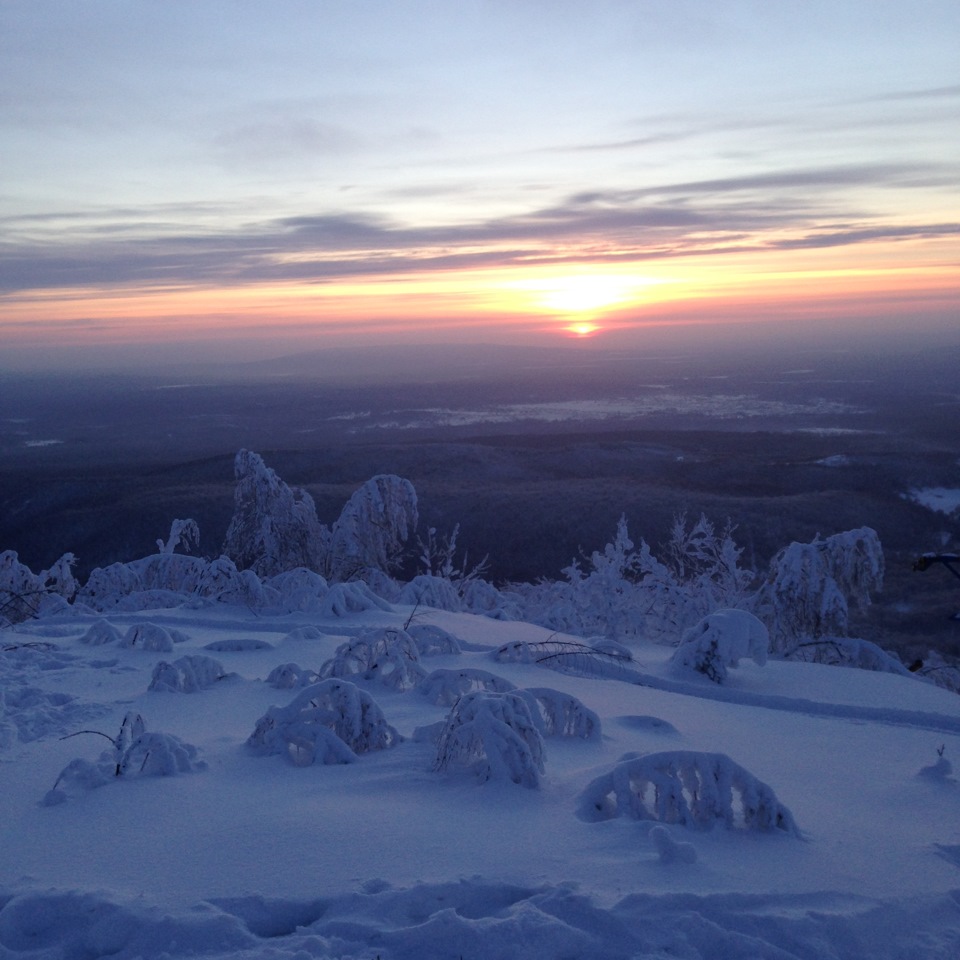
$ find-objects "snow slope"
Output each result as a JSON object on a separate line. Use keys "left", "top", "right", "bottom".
{"left": 2, "top": 602, "right": 960, "bottom": 959}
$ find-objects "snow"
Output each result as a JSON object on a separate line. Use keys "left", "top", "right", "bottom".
{"left": 2, "top": 602, "right": 960, "bottom": 958}
{"left": 907, "top": 487, "right": 960, "bottom": 516}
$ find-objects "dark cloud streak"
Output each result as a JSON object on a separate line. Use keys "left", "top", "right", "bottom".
{"left": 2, "top": 162, "right": 955, "bottom": 295}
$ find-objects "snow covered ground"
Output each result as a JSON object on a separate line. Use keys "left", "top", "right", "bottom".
{"left": 2, "top": 602, "right": 960, "bottom": 959}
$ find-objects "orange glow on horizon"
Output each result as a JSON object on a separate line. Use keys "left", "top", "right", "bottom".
{"left": 2, "top": 236, "right": 957, "bottom": 350}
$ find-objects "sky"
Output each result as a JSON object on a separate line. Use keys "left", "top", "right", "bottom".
{"left": 1, "top": 0, "right": 958, "bottom": 370}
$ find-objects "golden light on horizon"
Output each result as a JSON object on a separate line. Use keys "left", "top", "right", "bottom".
{"left": 565, "top": 321, "right": 601, "bottom": 337}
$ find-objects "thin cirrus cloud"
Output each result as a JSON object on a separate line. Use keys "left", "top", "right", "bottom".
{"left": 1, "top": 161, "right": 952, "bottom": 294}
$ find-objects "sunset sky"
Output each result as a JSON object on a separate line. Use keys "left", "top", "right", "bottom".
{"left": 2, "top": 1, "right": 958, "bottom": 369}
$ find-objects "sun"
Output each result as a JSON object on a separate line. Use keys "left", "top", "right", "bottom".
{"left": 536, "top": 274, "right": 638, "bottom": 314}
{"left": 566, "top": 321, "right": 600, "bottom": 337}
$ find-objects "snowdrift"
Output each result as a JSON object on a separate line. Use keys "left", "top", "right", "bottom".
{"left": 2, "top": 598, "right": 960, "bottom": 959}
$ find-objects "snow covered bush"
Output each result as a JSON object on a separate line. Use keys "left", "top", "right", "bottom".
{"left": 398, "top": 575, "right": 462, "bottom": 612}
{"left": 522, "top": 514, "right": 751, "bottom": 645}
{"left": 433, "top": 691, "right": 545, "bottom": 788}
{"left": 148, "top": 655, "right": 231, "bottom": 693}
{"left": 44, "top": 713, "right": 205, "bottom": 804}
{"left": 319, "top": 627, "right": 426, "bottom": 691}
{"left": 518, "top": 687, "right": 601, "bottom": 740}
{"left": 406, "top": 623, "right": 463, "bottom": 656}
{"left": 265, "top": 662, "right": 322, "bottom": 689}
{"left": 785, "top": 636, "right": 910, "bottom": 674}
{"left": 247, "top": 679, "right": 401, "bottom": 766}
{"left": 79, "top": 619, "right": 122, "bottom": 646}
{"left": 669, "top": 609, "right": 769, "bottom": 683}
{"left": 263, "top": 568, "right": 329, "bottom": 613}
{"left": 156, "top": 518, "right": 200, "bottom": 555}
{"left": 418, "top": 668, "right": 516, "bottom": 707}
{"left": 758, "top": 527, "right": 884, "bottom": 654}
{"left": 318, "top": 581, "right": 393, "bottom": 617}
{"left": 578, "top": 751, "right": 799, "bottom": 835}
{"left": 1, "top": 550, "right": 77, "bottom": 627}
{"left": 120, "top": 623, "right": 178, "bottom": 652}
{"left": 494, "top": 637, "right": 635, "bottom": 680}
{"left": 910, "top": 651, "right": 960, "bottom": 694}
{"left": 649, "top": 825, "right": 698, "bottom": 864}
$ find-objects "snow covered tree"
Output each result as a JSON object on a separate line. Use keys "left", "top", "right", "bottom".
{"left": 757, "top": 527, "right": 884, "bottom": 653}
{"left": 156, "top": 518, "right": 200, "bottom": 555}
{"left": 433, "top": 691, "right": 545, "bottom": 788}
{"left": 222, "top": 449, "right": 327, "bottom": 577}
{"left": 325, "top": 474, "right": 418, "bottom": 581}
{"left": 1, "top": 550, "right": 77, "bottom": 628}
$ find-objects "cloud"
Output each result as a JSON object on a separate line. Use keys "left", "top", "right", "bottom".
{"left": 1, "top": 161, "right": 956, "bottom": 294}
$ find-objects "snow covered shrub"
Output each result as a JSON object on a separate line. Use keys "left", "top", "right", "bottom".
{"left": 44, "top": 712, "right": 205, "bottom": 804}
{"left": 418, "top": 668, "right": 516, "bottom": 707}
{"left": 910, "top": 651, "right": 960, "bottom": 694}
{"left": 319, "top": 627, "right": 426, "bottom": 691}
{"left": 79, "top": 619, "right": 122, "bottom": 646}
{"left": 263, "top": 568, "right": 329, "bottom": 612}
{"left": 758, "top": 527, "right": 884, "bottom": 654}
{"left": 120, "top": 623, "right": 175, "bottom": 652}
{"left": 265, "top": 662, "right": 322, "bottom": 689}
{"left": 406, "top": 623, "right": 463, "bottom": 656}
{"left": 458, "top": 577, "right": 519, "bottom": 619}
{"left": 156, "top": 518, "right": 200, "bottom": 555}
{"left": 319, "top": 581, "right": 393, "bottom": 617}
{"left": 1, "top": 550, "right": 77, "bottom": 627}
{"left": 669, "top": 609, "right": 769, "bottom": 683}
{"left": 247, "top": 679, "right": 401, "bottom": 766}
{"left": 433, "top": 691, "right": 545, "bottom": 788}
{"left": 917, "top": 745, "right": 953, "bottom": 782}
{"left": 399, "top": 575, "right": 462, "bottom": 612}
{"left": 785, "top": 636, "right": 910, "bottom": 674}
{"left": 577, "top": 751, "right": 799, "bottom": 835}
{"left": 649, "top": 825, "right": 698, "bottom": 864}
{"left": 494, "top": 637, "right": 635, "bottom": 680}
{"left": 519, "top": 688, "right": 601, "bottom": 740}
{"left": 148, "top": 655, "right": 231, "bottom": 693}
